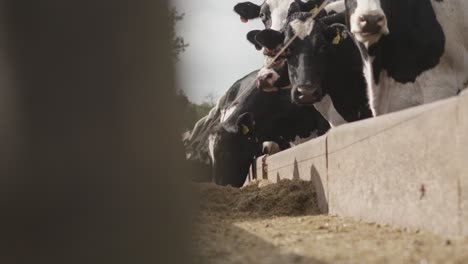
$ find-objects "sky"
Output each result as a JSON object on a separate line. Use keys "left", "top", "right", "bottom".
{"left": 171, "top": 0, "right": 265, "bottom": 104}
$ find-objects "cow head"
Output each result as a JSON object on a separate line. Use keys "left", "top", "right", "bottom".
{"left": 256, "top": 12, "right": 355, "bottom": 105}
{"left": 344, "top": 0, "right": 389, "bottom": 47}
{"left": 211, "top": 112, "right": 259, "bottom": 187}
{"left": 234, "top": 0, "right": 297, "bottom": 31}
{"left": 239, "top": 0, "right": 327, "bottom": 50}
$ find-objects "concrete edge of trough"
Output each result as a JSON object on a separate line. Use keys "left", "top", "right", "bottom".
{"left": 246, "top": 94, "right": 468, "bottom": 237}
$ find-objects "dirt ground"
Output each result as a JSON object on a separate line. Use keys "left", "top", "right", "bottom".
{"left": 192, "top": 180, "right": 468, "bottom": 264}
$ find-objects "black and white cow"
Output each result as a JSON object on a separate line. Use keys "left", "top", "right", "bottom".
{"left": 236, "top": 0, "right": 345, "bottom": 49}
{"left": 210, "top": 70, "right": 330, "bottom": 187}
{"left": 183, "top": 68, "right": 329, "bottom": 187}
{"left": 234, "top": 0, "right": 298, "bottom": 31}
{"left": 183, "top": 71, "right": 260, "bottom": 182}
{"left": 237, "top": 0, "right": 348, "bottom": 90}
{"left": 254, "top": 12, "right": 372, "bottom": 125}
{"left": 344, "top": 0, "right": 468, "bottom": 115}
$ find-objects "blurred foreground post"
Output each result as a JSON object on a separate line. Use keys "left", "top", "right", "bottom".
{"left": 0, "top": 1, "right": 191, "bottom": 263}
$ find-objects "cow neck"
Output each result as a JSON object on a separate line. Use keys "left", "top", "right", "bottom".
{"left": 375, "top": 0, "right": 445, "bottom": 83}
{"left": 322, "top": 47, "right": 371, "bottom": 122}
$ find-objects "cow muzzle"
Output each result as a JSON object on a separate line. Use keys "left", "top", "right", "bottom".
{"left": 352, "top": 11, "right": 389, "bottom": 46}
{"left": 292, "top": 86, "right": 322, "bottom": 105}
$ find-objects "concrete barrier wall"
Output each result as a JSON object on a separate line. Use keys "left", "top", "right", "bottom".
{"left": 460, "top": 92, "right": 468, "bottom": 236}
{"left": 252, "top": 136, "right": 329, "bottom": 213}
{"left": 247, "top": 93, "right": 468, "bottom": 237}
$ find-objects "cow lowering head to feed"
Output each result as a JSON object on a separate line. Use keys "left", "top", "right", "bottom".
{"left": 254, "top": 12, "right": 372, "bottom": 125}
{"left": 210, "top": 70, "right": 329, "bottom": 187}
{"left": 344, "top": 0, "right": 468, "bottom": 115}
{"left": 183, "top": 69, "right": 329, "bottom": 187}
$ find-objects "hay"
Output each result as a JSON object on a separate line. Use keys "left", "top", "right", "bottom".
{"left": 195, "top": 179, "right": 320, "bottom": 217}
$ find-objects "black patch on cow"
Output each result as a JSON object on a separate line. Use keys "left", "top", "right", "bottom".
{"left": 255, "top": 29, "right": 285, "bottom": 49}
{"left": 320, "top": 12, "right": 346, "bottom": 25}
{"left": 346, "top": 0, "right": 445, "bottom": 84}
{"left": 234, "top": 2, "right": 261, "bottom": 20}
{"left": 379, "top": 0, "right": 445, "bottom": 83}
{"left": 273, "top": 62, "right": 290, "bottom": 88}
{"left": 288, "top": 0, "right": 326, "bottom": 17}
{"left": 246, "top": 30, "right": 263, "bottom": 50}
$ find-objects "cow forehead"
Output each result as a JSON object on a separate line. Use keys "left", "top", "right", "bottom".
{"left": 289, "top": 17, "right": 315, "bottom": 40}
{"left": 265, "top": 0, "right": 295, "bottom": 30}
{"left": 265, "top": 0, "right": 292, "bottom": 9}
{"left": 350, "top": 0, "right": 382, "bottom": 13}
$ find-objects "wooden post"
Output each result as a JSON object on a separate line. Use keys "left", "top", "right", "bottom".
{"left": 0, "top": 1, "right": 191, "bottom": 263}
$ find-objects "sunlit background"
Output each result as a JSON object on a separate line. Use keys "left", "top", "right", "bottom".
{"left": 171, "top": 0, "right": 264, "bottom": 104}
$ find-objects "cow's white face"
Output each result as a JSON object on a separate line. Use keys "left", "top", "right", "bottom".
{"left": 346, "top": 0, "right": 389, "bottom": 47}
{"left": 265, "top": 0, "right": 295, "bottom": 31}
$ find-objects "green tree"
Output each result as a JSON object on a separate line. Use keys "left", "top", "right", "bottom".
{"left": 176, "top": 90, "right": 215, "bottom": 131}
{"left": 170, "top": 8, "right": 214, "bottom": 130}
{"left": 170, "top": 9, "right": 189, "bottom": 61}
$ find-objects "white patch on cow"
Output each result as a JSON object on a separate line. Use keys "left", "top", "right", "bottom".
{"left": 262, "top": 141, "right": 281, "bottom": 155}
{"left": 221, "top": 105, "right": 237, "bottom": 123}
{"left": 325, "top": 0, "right": 345, "bottom": 14}
{"left": 349, "top": 0, "right": 389, "bottom": 47}
{"left": 290, "top": 17, "right": 315, "bottom": 40}
{"left": 289, "top": 132, "right": 318, "bottom": 147}
{"left": 362, "top": 0, "right": 468, "bottom": 115}
{"left": 362, "top": 56, "right": 378, "bottom": 116}
{"left": 267, "top": 0, "right": 295, "bottom": 31}
{"left": 208, "top": 134, "right": 217, "bottom": 164}
{"left": 256, "top": 67, "right": 280, "bottom": 90}
{"left": 367, "top": 58, "right": 462, "bottom": 116}
{"left": 182, "top": 130, "right": 191, "bottom": 143}
{"left": 313, "top": 94, "right": 347, "bottom": 127}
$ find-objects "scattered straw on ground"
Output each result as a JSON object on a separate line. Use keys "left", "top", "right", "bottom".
{"left": 192, "top": 180, "right": 468, "bottom": 264}
{"left": 195, "top": 180, "right": 320, "bottom": 217}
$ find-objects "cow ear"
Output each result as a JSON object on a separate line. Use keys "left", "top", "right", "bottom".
{"left": 303, "top": 0, "right": 323, "bottom": 15}
{"left": 234, "top": 2, "right": 261, "bottom": 22}
{"left": 255, "top": 29, "right": 285, "bottom": 50}
{"left": 237, "top": 112, "right": 255, "bottom": 135}
{"left": 246, "top": 30, "right": 263, "bottom": 50}
{"left": 324, "top": 24, "right": 348, "bottom": 45}
{"left": 289, "top": 0, "right": 325, "bottom": 16}
{"left": 288, "top": 0, "right": 302, "bottom": 17}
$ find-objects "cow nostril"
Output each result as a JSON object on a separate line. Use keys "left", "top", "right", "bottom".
{"left": 358, "top": 15, "right": 366, "bottom": 23}
{"left": 293, "top": 87, "right": 320, "bottom": 105}
{"left": 266, "top": 73, "right": 273, "bottom": 79}
{"left": 359, "top": 14, "right": 386, "bottom": 34}
{"left": 376, "top": 15, "right": 385, "bottom": 26}
{"left": 298, "top": 87, "right": 316, "bottom": 96}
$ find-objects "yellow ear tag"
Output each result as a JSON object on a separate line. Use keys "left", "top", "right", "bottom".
{"left": 242, "top": 125, "right": 250, "bottom": 135}
{"left": 332, "top": 29, "right": 341, "bottom": 45}
{"left": 310, "top": 5, "right": 318, "bottom": 15}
